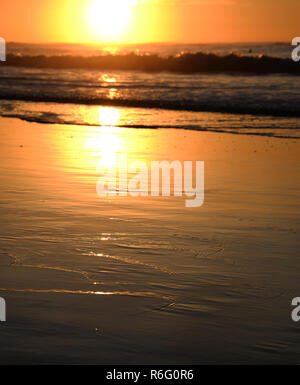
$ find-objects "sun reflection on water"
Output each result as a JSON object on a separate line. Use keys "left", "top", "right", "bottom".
{"left": 102, "top": 74, "right": 117, "bottom": 83}
{"left": 98, "top": 106, "right": 120, "bottom": 126}
{"left": 92, "top": 107, "right": 123, "bottom": 168}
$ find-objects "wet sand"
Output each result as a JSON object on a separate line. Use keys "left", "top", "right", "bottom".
{"left": 0, "top": 116, "right": 299, "bottom": 364}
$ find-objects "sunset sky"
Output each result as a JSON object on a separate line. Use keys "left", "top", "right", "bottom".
{"left": 0, "top": 0, "right": 299, "bottom": 44}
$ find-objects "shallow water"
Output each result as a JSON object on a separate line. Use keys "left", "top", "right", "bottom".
{"left": 0, "top": 116, "right": 299, "bottom": 363}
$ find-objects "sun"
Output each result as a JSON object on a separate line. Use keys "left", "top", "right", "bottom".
{"left": 87, "top": 0, "right": 137, "bottom": 42}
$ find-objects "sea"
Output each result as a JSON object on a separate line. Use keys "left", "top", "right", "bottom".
{"left": 0, "top": 41, "right": 299, "bottom": 139}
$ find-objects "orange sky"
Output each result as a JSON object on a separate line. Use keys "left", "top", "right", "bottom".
{"left": 0, "top": 0, "right": 299, "bottom": 44}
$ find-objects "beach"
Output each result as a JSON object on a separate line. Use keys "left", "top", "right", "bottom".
{"left": 0, "top": 115, "right": 299, "bottom": 364}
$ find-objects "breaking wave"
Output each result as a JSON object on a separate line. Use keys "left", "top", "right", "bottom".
{"left": 3, "top": 51, "right": 300, "bottom": 75}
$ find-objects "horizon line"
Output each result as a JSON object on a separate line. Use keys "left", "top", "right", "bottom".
{"left": 5, "top": 40, "right": 291, "bottom": 46}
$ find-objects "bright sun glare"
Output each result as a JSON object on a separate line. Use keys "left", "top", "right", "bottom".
{"left": 88, "top": 0, "right": 137, "bottom": 42}
{"left": 98, "top": 107, "right": 120, "bottom": 127}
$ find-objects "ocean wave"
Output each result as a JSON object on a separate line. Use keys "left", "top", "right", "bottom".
{"left": 3, "top": 51, "right": 300, "bottom": 75}
{"left": 1, "top": 111, "right": 298, "bottom": 139}
{"left": 1, "top": 93, "right": 300, "bottom": 118}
